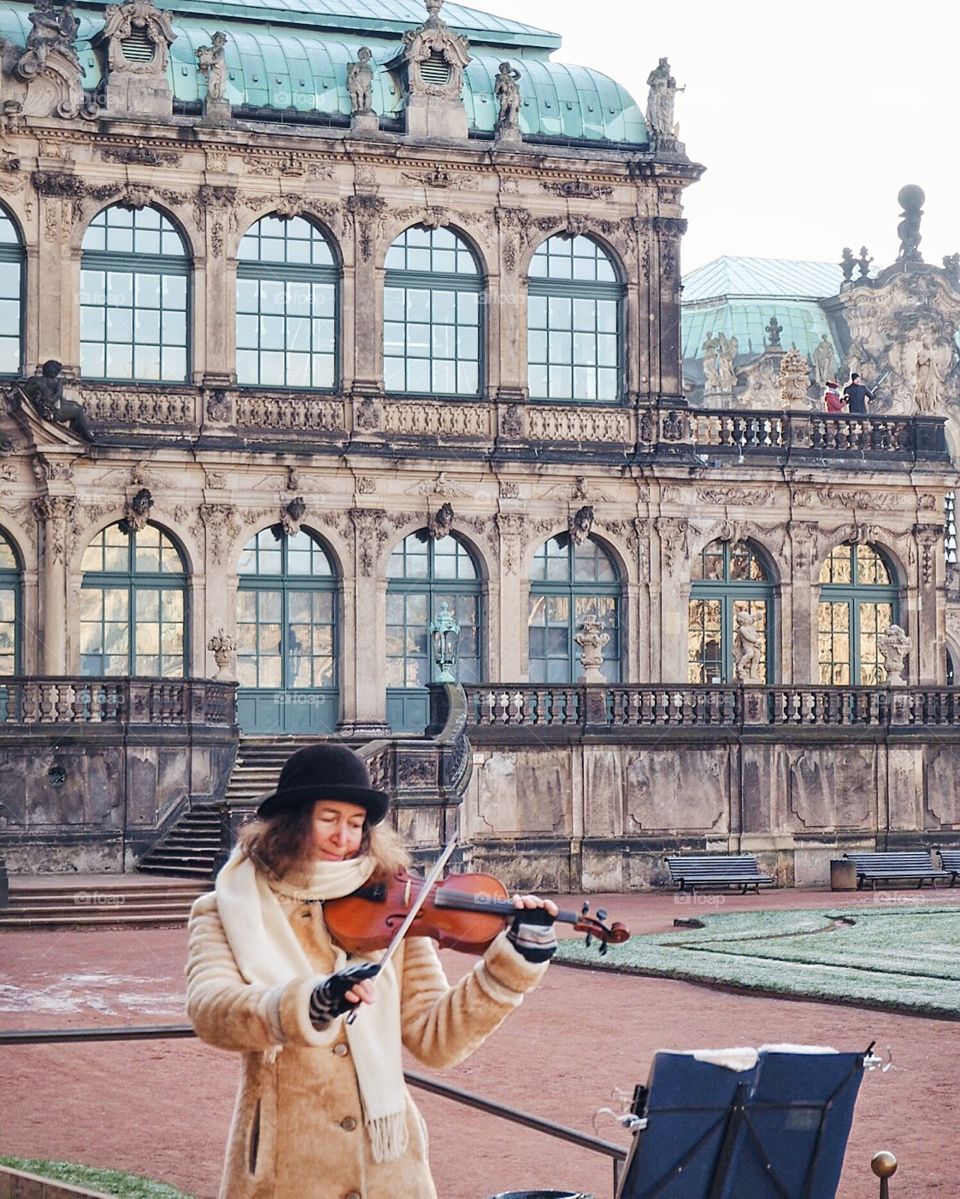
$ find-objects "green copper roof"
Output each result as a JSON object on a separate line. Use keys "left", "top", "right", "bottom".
{"left": 683, "top": 256, "right": 844, "bottom": 302}
{"left": 0, "top": 1, "right": 645, "bottom": 144}
{"left": 682, "top": 299, "right": 839, "bottom": 363}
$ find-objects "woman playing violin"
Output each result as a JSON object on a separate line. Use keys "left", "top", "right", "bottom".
{"left": 185, "top": 743, "right": 558, "bottom": 1199}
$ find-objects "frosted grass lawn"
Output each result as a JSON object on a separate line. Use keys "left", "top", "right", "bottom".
{"left": 557, "top": 903, "right": 960, "bottom": 1017}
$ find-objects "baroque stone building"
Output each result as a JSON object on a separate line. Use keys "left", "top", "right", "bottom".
{"left": 0, "top": 0, "right": 956, "bottom": 887}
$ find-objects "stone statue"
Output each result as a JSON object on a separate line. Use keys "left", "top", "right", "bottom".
{"left": 119, "top": 488, "right": 154, "bottom": 534}
{"left": 858, "top": 246, "right": 872, "bottom": 278}
{"left": 429, "top": 501, "right": 454, "bottom": 540}
{"left": 574, "top": 612, "right": 609, "bottom": 684}
{"left": 813, "top": 333, "right": 837, "bottom": 387}
{"left": 716, "top": 333, "right": 739, "bottom": 394}
{"left": 765, "top": 315, "right": 783, "bottom": 348}
{"left": 944, "top": 253, "right": 960, "bottom": 288}
{"left": 733, "top": 610, "right": 763, "bottom": 681}
{"left": 207, "top": 627, "right": 237, "bottom": 678}
{"left": 896, "top": 184, "right": 925, "bottom": 264}
{"left": 281, "top": 496, "right": 306, "bottom": 537}
{"left": 840, "top": 247, "right": 856, "bottom": 282}
{"left": 702, "top": 331, "right": 721, "bottom": 393}
{"left": 494, "top": 61, "right": 522, "bottom": 133}
{"left": 197, "top": 31, "right": 228, "bottom": 102}
{"left": 878, "top": 623, "right": 910, "bottom": 685}
{"left": 23, "top": 0, "right": 80, "bottom": 69}
{"left": 645, "top": 57, "right": 681, "bottom": 143}
{"left": 779, "top": 346, "right": 811, "bottom": 409}
{"left": 347, "top": 46, "right": 375, "bottom": 115}
{"left": 13, "top": 360, "right": 94, "bottom": 441}
{"left": 568, "top": 505, "right": 594, "bottom": 545}
{"left": 913, "top": 335, "right": 942, "bottom": 413}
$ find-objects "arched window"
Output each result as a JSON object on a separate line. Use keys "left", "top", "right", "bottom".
{"left": 689, "top": 540, "right": 774, "bottom": 684}
{"left": 384, "top": 227, "right": 482, "bottom": 397}
{"left": 237, "top": 529, "right": 338, "bottom": 733}
{"left": 528, "top": 235, "right": 622, "bottom": 403}
{"left": 81, "top": 206, "right": 189, "bottom": 381}
{"left": 236, "top": 215, "right": 338, "bottom": 389}
{"left": 0, "top": 529, "right": 20, "bottom": 677}
{"left": 80, "top": 524, "right": 186, "bottom": 677}
{"left": 0, "top": 207, "right": 24, "bottom": 376}
{"left": 528, "top": 535, "right": 621, "bottom": 683}
{"left": 386, "top": 532, "right": 482, "bottom": 731}
{"left": 947, "top": 649, "right": 955, "bottom": 687}
{"left": 818, "top": 543, "right": 899, "bottom": 685}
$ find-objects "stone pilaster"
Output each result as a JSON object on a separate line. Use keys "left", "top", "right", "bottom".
{"left": 33, "top": 495, "right": 75, "bottom": 674}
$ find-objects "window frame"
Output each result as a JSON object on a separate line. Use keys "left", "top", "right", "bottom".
{"left": 235, "top": 215, "right": 341, "bottom": 393}
{"left": 688, "top": 540, "right": 777, "bottom": 686}
{"left": 0, "top": 207, "right": 25, "bottom": 379}
{"left": 817, "top": 543, "right": 900, "bottom": 686}
{"left": 527, "top": 234, "right": 625, "bottom": 405}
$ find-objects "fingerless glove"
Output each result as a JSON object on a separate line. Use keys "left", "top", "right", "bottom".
{"left": 308, "top": 962, "right": 380, "bottom": 1029}
{"left": 506, "top": 906, "right": 557, "bottom": 964}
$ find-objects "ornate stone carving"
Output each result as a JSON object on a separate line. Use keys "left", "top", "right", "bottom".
{"left": 500, "top": 404, "right": 523, "bottom": 438}
{"left": 574, "top": 612, "right": 609, "bottom": 684}
{"left": 235, "top": 394, "right": 344, "bottom": 432}
{"left": 206, "top": 389, "right": 231, "bottom": 424}
{"left": 383, "top": 401, "right": 490, "bottom": 438}
{"left": 10, "top": 360, "right": 94, "bottom": 441}
{"left": 526, "top": 406, "right": 630, "bottom": 444}
{"left": 661, "top": 409, "right": 691, "bottom": 441}
{"left": 695, "top": 486, "right": 776, "bottom": 507}
{"left": 96, "top": 0, "right": 176, "bottom": 74}
{"left": 541, "top": 179, "right": 614, "bottom": 200}
{"left": 498, "top": 481, "right": 519, "bottom": 499}
{"left": 33, "top": 495, "right": 76, "bottom": 563}
{"left": 345, "top": 193, "right": 386, "bottom": 262}
{"left": 119, "top": 487, "right": 153, "bottom": 534}
{"left": 428, "top": 502, "right": 454, "bottom": 540}
{"left": 200, "top": 503, "right": 240, "bottom": 565}
{"left": 790, "top": 521, "right": 820, "bottom": 573}
{"left": 14, "top": 0, "right": 96, "bottom": 121}
{"left": 401, "top": 168, "right": 478, "bottom": 191}
{"left": 914, "top": 523, "right": 943, "bottom": 586}
{"left": 275, "top": 496, "right": 306, "bottom": 538}
{"left": 878, "top": 624, "right": 910, "bottom": 684}
{"left": 393, "top": 0, "right": 470, "bottom": 101}
{"left": 357, "top": 477, "right": 377, "bottom": 495}
{"left": 812, "top": 334, "right": 837, "bottom": 388}
{"left": 101, "top": 142, "right": 180, "bottom": 167}
{"left": 1, "top": 102, "right": 25, "bottom": 137}
{"left": 207, "top": 627, "right": 237, "bottom": 678}
{"left": 31, "top": 454, "right": 73, "bottom": 483}
{"left": 656, "top": 516, "right": 688, "bottom": 574}
{"left": 496, "top": 511, "right": 526, "bottom": 576}
{"left": 197, "top": 32, "right": 229, "bottom": 116}
{"left": 350, "top": 507, "right": 388, "bottom": 577}
{"left": 897, "top": 184, "right": 924, "bottom": 264}
{"left": 779, "top": 346, "right": 812, "bottom": 409}
{"left": 81, "top": 387, "right": 194, "bottom": 426}
{"left": 568, "top": 505, "right": 594, "bottom": 545}
{"left": 355, "top": 397, "right": 382, "bottom": 432}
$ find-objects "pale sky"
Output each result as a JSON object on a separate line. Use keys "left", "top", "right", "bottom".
{"left": 472, "top": 0, "right": 960, "bottom": 275}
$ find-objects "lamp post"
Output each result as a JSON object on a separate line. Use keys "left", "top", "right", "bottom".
{"left": 429, "top": 600, "right": 461, "bottom": 683}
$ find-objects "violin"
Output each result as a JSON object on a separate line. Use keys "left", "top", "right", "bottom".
{"left": 323, "top": 868, "right": 630, "bottom": 958}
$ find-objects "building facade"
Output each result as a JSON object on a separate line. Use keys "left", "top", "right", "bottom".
{"left": 0, "top": 0, "right": 956, "bottom": 884}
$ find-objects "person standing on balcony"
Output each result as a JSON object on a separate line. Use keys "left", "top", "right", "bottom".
{"left": 842, "top": 371, "right": 873, "bottom": 414}
{"left": 823, "top": 380, "right": 844, "bottom": 414}
{"left": 185, "top": 743, "right": 557, "bottom": 1199}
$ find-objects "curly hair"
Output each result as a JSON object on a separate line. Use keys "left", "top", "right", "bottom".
{"left": 236, "top": 803, "right": 410, "bottom": 881}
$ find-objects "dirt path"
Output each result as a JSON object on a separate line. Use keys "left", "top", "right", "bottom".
{"left": 1, "top": 889, "right": 955, "bottom": 1197}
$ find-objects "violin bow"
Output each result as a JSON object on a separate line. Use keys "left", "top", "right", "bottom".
{"left": 346, "top": 833, "right": 459, "bottom": 1024}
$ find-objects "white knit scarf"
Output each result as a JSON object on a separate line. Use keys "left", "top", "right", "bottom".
{"left": 215, "top": 849, "right": 408, "bottom": 1162}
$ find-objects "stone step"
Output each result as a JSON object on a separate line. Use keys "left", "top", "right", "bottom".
{"left": 1, "top": 897, "right": 199, "bottom": 918}
{"left": 0, "top": 911, "right": 196, "bottom": 930}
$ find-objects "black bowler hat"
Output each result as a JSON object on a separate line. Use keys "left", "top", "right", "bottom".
{"left": 256, "top": 744, "right": 390, "bottom": 825}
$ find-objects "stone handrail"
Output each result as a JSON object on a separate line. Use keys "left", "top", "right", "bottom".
{"left": 690, "top": 408, "right": 948, "bottom": 463}
{"left": 0, "top": 677, "right": 238, "bottom": 726}
{"left": 464, "top": 684, "right": 960, "bottom": 730}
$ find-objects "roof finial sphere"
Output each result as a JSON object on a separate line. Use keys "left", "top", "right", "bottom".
{"left": 898, "top": 184, "right": 925, "bottom": 211}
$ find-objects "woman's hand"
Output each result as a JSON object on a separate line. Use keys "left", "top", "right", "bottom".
{"left": 309, "top": 962, "right": 380, "bottom": 1028}
{"left": 343, "top": 977, "right": 376, "bottom": 1007}
{"left": 507, "top": 894, "right": 559, "bottom": 963}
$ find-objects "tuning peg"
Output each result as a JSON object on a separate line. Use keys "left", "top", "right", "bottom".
{"left": 597, "top": 908, "right": 608, "bottom": 921}
{"left": 581, "top": 901, "right": 590, "bottom": 916}
{"left": 584, "top": 932, "right": 593, "bottom": 950}
{"left": 599, "top": 940, "right": 608, "bottom": 956}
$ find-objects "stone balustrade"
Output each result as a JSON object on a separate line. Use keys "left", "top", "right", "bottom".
{"left": 464, "top": 683, "right": 960, "bottom": 732}
{"left": 77, "top": 384, "right": 949, "bottom": 466}
{"left": 0, "top": 676, "right": 237, "bottom": 726}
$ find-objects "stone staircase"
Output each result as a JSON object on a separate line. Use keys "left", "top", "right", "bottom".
{"left": 0, "top": 875, "right": 207, "bottom": 930}
{"left": 137, "top": 736, "right": 321, "bottom": 880}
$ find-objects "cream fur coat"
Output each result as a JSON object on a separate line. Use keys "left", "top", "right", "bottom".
{"left": 185, "top": 885, "right": 549, "bottom": 1199}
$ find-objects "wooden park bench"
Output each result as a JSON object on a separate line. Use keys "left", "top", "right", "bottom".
{"left": 936, "top": 849, "right": 960, "bottom": 886}
{"left": 843, "top": 851, "right": 951, "bottom": 890}
{"left": 663, "top": 854, "right": 775, "bottom": 894}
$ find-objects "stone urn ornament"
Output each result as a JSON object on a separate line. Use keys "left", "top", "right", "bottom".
{"left": 878, "top": 623, "right": 910, "bottom": 685}
{"left": 208, "top": 627, "right": 237, "bottom": 679}
{"left": 574, "top": 611, "right": 609, "bottom": 684}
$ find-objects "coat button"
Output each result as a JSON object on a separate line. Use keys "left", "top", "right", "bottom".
{"left": 341, "top": 1117, "right": 358, "bottom": 1131}
{"left": 333, "top": 1043, "right": 349, "bottom": 1056}
{"left": 345, "top": 1191, "right": 361, "bottom": 1199}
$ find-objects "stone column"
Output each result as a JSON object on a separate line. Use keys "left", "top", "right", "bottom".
{"left": 650, "top": 216, "right": 687, "bottom": 401}
{"left": 196, "top": 185, "right": 238, "bottom": 385}
{"left": 493, "top": 207, "right": 525, "bottom": 403}
{"left": 200, "top": 503, "right": 241, "bottom": 675}
{"left": 33, "top": 496, "right": 75, "bottom": 674}
{"left": 338, "top": 508, "right": 389, "bottom": 734}
{"left": 34, "top": 171, "right": 83, "bottom": 374}
{"left": 346, "top": 195, "right": 386, "bottom": 404}
{"left": 495, "top": 513, "right": 527, "bottom": 679}
{"left": 914, "top": 522, "right": 944, "bottom": 683}
{"left": 789, "top": 522, "right": 820, "bottom": 684}
{"left": 655, "top": 517, "right": 688, "bottom": 681}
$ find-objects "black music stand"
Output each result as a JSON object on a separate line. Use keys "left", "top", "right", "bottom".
{"left": 616, "top": 1047, "right": 867, "bottom": 1199}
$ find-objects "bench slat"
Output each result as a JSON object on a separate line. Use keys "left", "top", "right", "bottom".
{"left": 664, "top": 854, "right": 775, "bottom": 892}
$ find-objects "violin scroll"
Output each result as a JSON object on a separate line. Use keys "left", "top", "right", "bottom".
{"left": 576, "top": 900, "right": 630, "bottom": 956}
